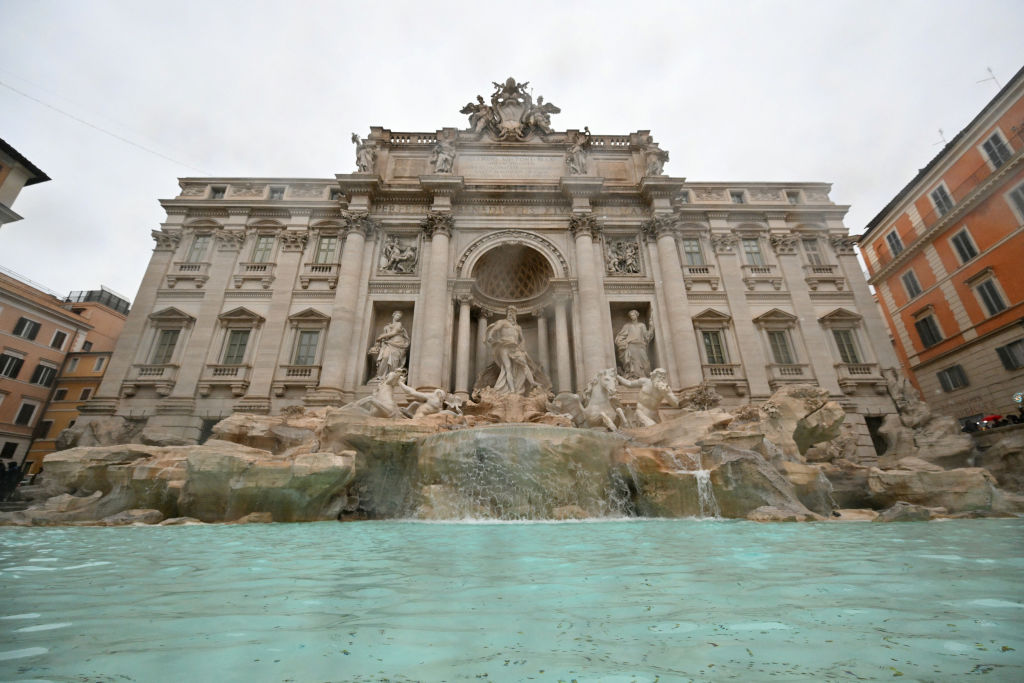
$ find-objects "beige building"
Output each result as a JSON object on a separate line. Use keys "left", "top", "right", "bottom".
{"left": 0, "top": 138, "right": 49, "bottom": 228}
{"left": 82, "top": 79, "right": 898, "bottom": 457}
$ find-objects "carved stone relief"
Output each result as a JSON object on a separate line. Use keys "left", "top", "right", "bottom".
{"left": 229, "top": 184, "right": 266, "bottom": 198}
{"left": 378, "top": 235, "right": 419, "bottom": 274}
{"left": 180, "top": 185, "right": 206, "bottom": 197}
{"left": 290, "top": 184, "right": 327, "bottom": 199}
{"left": 605, "top": 238, "right": 642, "bottom": 275}
{"left": 460, "top": 77, "right": 561, "bottom": 140}
{"left": 750, "top": 189, "right": 783, "bottom": 201}
{"left": 694, "top": 189, "right": 729, "bottom": 201}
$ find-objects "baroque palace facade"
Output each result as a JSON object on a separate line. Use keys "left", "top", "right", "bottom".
{"left": 83, "top": 79, "right": 898, "bottom": 454}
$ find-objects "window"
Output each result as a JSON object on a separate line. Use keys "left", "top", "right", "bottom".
{"left": 250, "top": 235, "right": 275, "bottom": 263}
{"left": 802, "top": 238, "right": 823, "bottom": 266}
{"left": 67, "top": 357, "right": 79, "bottom": 372}
{"left": 14, "top": 401, "right": 38, "bottom": 426}
{"left": 937, "top": 365, "right": 969, "bottom": 392}
{"left": 901, "top": 270, "right": 923, "bottom": 299}
{"left": 996, "top": 339, "right": 1024, "bottom": 371}
{"left": 82, "top": 341, "right": 93, "bottom": 352}
{"left": 982, "top": 132, "right": 1012, "bottom": 168}
{"left": 729, "top": 191, "right": 745, "bottom": 204}
{"left": 885, "top": 231, "right": 904, "bottom": 256}
{"left": 151, "top": 329, "right": 181, "bottom": 364}
{"left": 786, "top": 191, "right": 801, "bottom": 205}
{"left": 54, "top": 388, "right": 68, "bottom": 401}
{"left": 832, "top": 329, "right": 862, "bottom": 364}
{"left": 1, "top": 442, "right": 17, "bottom": 459}
{"left": 931, "top": 185, "right": 954, "bottom": 217}
{"left": 767, "top": 330, "right": 795, "bottom": 364}
{"left": 950, "top": 228, "right": 978, "bottom": 263}
{"left": 293, "top": 330, "right": 321, "bottom": 365}
{"left": 50, "top": 330, "right": 67, "bottom": 350}
{"left": 12, "top": 317, "right": 41, "bottom": 340}
{"left": 0, "top": 351, "right": 25, "bottom": 379}
{"left": 914, "top": 315, "right": 943, "bottom": 348}
{"left": 80, "top": 387, "right": 93, "bottom": 401}
{"left": 186, "top": 235, "right": 211, "bottom": 263}
{"left": 975, "top": 278, "right": 1007, "bottom": 316}
{"left": 222, "top": 329, "right": 251, "bottom": 365}
{"left": 1009, "top": 183, "right": 1024, "bottom": 220}
{"left": 93, "top": 357, "right": 105, "bottom": 372}
{"left": 742, "top": 238, "right": 765, "bottom": 266}
{"left": 269, "top": 186, "right": 285, "bottom": 200}
{"left": 29, "top": 363, "right": 57, "bottom": 387}
{"left": 681, "top": 238, "right": 704, "bottom": 266}
{"left": 314, "top": 235, "right": 339, "bottom": 264}
{"left": 702, "top": 331, "right": 727, "bottom": 365}
{"left": 329, "top": 189, "right": 342, "bottom": 201}
{"left": 210, "top": 186, "right": 226, "bottom": 199}
{"left": 36, "top": 420, "right": 53, "bottom": 439}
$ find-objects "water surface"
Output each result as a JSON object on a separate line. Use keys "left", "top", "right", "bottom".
{"left": 2, "top": 519, "right": 1022, "bottom": 681}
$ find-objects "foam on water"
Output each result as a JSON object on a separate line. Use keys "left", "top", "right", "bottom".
{"left": 1, "top": 519, "right": 1022, "bottom": 680}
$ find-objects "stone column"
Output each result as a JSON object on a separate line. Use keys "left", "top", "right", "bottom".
{"left": 647, "top": 216, "right": 703, "bottom": 387}
{"left": 535, "top": 309, "right": 550, "bottom": 376}
{"left": 415, "top": 212, "right": 453, "bottom": 390}
{"left": 569, "top": 214, "right": 608, "bottom": 382}
{"left": 553, "top": 295, "right": 572, "bottom": 392}
{"left": 454, "top": 295, "right": 473, "bottom": 398}
{"left": 311, "top": 212, "right": 372, "bottom": 402}
{"left": 475, "top": 309, "right": 490, "bottom": 381}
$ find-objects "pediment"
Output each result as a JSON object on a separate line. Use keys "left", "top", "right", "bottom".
{"left": 148, "top": 307, "right": 196, "bottom": 324}
{"left": 248, "top": 219, "right": 285, "bottom": 229}
{"left": 692, "top": 308, "right": 732, "bottom": 323}
{"left": 218, "top": 307, "right": 266, "bottom": 325}
{"left": 288, "top": 308, "right": 331, "bottom": 323}
{"left": 818, "top": 308, "right": 862, "bottom": 324}
{"left": 752, "top": 308, "right": 798, "bottom": 324}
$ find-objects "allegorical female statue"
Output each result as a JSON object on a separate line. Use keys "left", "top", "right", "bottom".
{"left": 614, "top": 309, "right": 654, "bottom": 379}
{"left": 371, "top": 311, "right": 410, "bottom": 380}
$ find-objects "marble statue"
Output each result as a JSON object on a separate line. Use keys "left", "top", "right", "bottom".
{"left": 606, "top": 240, "right": 641, "bottom": 274}
{"left": 615, "top": 309, "right": 654, "bottom": 379}
{"left": 371, "top": 311, "right": 410, "bottom": 380}
{"left": 523, "top": 96, "right": 560, "bottom": 134}
{"left": 565, "top": 127, "right": 592, "bottom": 175}
{"left": 379, "top": 236, "right": 418, "bottom": 274}
{"left": 430, "top": 133, "right": 456, "bottom": 174}
{"left": 342, "top": 369, "right": 406, "bottom": 418}
{"left": 551, "top": 368, "right": 628, "bottom": 431}
{"left": 644, "top": 145, "right": 669, "bottom": 176}
{"left": 617, "top": 368, "right": 679, "bottom": 426}
{"left": 399, "top": 381, "right": 457, "bottom": 419}
{"left": 486, "top": 306, "right": 540, "bottom": 395}
{"left": 460, "top": 95, "right": 495, "bottom": 134}
{"left": 351, "top": 133, "right": 376, "bottom": 173}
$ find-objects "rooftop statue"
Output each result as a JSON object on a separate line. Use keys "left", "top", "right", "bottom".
{"left": 461, "top": 77, "right": 561, "bottom": 140}
{"left": 429, "top": 131, "right": 456, "bottom": 174}
{"left": 644, "top": 144, "right": 669, "bottom": 176}
{"left": 565, "top": 127, "right": 592, "bottom": 175}
{"left": 617, "top": 368, "right": 679, "bottom": 426}
{"left": 351, "top": 133, "right": 376, "bottom": 174}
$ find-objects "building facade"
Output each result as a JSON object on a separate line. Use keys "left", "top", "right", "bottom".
{"left": 860, "top": 67, "right": 1024, "bottom": 423}
{"left": 24, "top": 289, "right": 129, "bottom": 472}
{"left": 0, "top": 138, "right": 49, "bottom": 228}
{"left": 84, "top": 79, "right": 898, "bottom": 457}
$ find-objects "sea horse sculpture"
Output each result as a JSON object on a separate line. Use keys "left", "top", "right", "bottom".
{"left": 550, "top": 368, "right": 628, "bottom": 431}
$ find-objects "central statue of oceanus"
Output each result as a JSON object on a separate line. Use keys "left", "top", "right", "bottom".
{"left": 472, "top": 306, "right": 551, "bottom": 397}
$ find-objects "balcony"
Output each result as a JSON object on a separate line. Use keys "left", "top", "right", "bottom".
{"left": 166, "top": 262, "right": 210, "bottom": 289}
{"left": 702, "top": 363, "right": 741, "bottom": 377}
{"left": 834, "top": 362, "right": 885, "bottom": 395}
{"left": 122, "top": 364, "right": 178, "bottom": 396}
{"left": 766, "top": 362, "right": 811, "bottom": 389}
{"left": 198, "top": 364, "right": 252, "bottom": 397}
{"left": 741, "top": 264, "right": 782, "bottom": 291}
{"left": 682, "top": 264, "right": 720, "bottom": 291}
{"left": 272, "top": 365, "right": 321, "bottom": 396}
{"left": 802, "top": 263, "right": 846, "bottom": 291}
{"left": 233, "top": 262, "right": 276, "bottom": 289}
{"left": 299, "top": 262, "right": 339, "bottom": 289}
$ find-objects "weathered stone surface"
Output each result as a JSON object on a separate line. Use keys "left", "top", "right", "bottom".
{"left": 43, "top": 445, "right": 168, "bottom": 495}
{"left": 625, "top": 410, "right": 734, "bottom": 448}
{"left": 874, "top": 502, "right": 942, "bottom": 522}
{"left": 830, "top": 508, "right": 878, "bottom": 522}
{"left": 231, "top": 511, "right": 274, "bottom": 524}
{"left": 705, "top": 446, "right": 820, "bottom": 519}
{"left": 140, "top": 427, "right": 194, "bottom": 447}
{"left": 977, "top": 430, "right": 1024, "bottom": 492}
{"left": 57, "top": 415, "right": 146, "bottom": 448}
{"left": 777, "top": 461, "right": 836, "bottom": 517}
{"left": 747, "top": 505, "right": 823, "bottom": 522}
{"left": 818, "top": 459, "right": 874, "bottom": 509}
{"left": 757, "top": 384, "right": 845, "bottom": 458}
{"left": 159, "top": 516, "right": 204, "bottom": 525}
{"left": 212, "top": 413, "right": 323, "bottom": 454}
{"left": 867, "top": 467, "right": 1002, "bottom": 513}
{"left": 102, "top": 508, "right": 165, "bottom": 525}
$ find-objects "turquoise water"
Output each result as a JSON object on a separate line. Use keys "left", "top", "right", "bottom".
{"left": 1, "top": 519, "right": 1023, "bottom": 682}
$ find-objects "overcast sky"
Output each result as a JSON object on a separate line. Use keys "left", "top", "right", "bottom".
{"left": 1, "top": 0, "right": 1020, "bottom": 302}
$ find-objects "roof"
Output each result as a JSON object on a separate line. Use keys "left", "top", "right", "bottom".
{"left": 0, "top": 137, "right": 50, "bottom": 185}
{"left": 862, "top": 64, "right": 1024, "bottom": 236}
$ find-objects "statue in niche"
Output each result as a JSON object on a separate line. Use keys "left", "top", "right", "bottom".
{"left": 614, "top": 309, "right": 654, "bottom": 379}
{"left": 606, "top": 240, "right": 641, "bottom": 274}
{"left": 351, "top": 133, "right": 376, "bottom": 173}
{"left": 550, "top": 368, "right": 628, "bottom": 431}
{"left": 485, "top": 306, "right": 541, "bottom": 395}
{"left": 369, "top": 311, "right": 411, "bottom": 380}
{"left": 340, "top": 369, "right": 406, "bottom": 418}
{"left": 523, "top": 96, "right": 560, "bottom": 134}
{"left": 429, "top": 132, "right": 456, "bottom": 174}
{"left": 379, "top": 235, "right": 418, "bottom": 274}
{"left": 565, "top": 127, "right": 592, "bottom": 175}
{"left": 644, "top": 145, "right": 669, "bottom": 176}
{"left": 616, "top": 368, "right": 680, "bottom": 426}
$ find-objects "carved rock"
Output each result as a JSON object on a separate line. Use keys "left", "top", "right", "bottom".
{"left": 867, "top": 466, "right": 1013, "bottom": 513}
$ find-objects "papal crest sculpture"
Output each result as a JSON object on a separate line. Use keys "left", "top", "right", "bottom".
{"left": 461, "top": 77, "right": 561, "bottom": 140}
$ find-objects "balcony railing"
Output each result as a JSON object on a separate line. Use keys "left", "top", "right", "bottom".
{"left": 767, "top": 363, "right": 810, "bottom": 384}
{"left": 741, "top": 263, "right": 782, "bottom": 291}
{"left": 299, "top": 262, "right": 339, "bottom": 289}
{"left": 802, "top": 263, "right": 846, "bottom": 291}
{"left": 232, "top": 262, "right": 276, "bottom": 289}
{"left": 123, "top": 364, "right": 178, "bottom": 397}
{"left": 166, "top": 262, "right": 210, "bottom": 288}
{"left": 272, "top": 365, "right": 322, "bottom": 396}
{"left": 702, "top": 363, "right": 742, "bottom": 377}
{"left": 682, "top": 263, "right": 719, "bottom": 290}
{"left": 198, "top": 364, "right": 252, "bottom": 396}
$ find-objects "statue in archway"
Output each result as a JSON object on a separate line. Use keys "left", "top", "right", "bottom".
{"left": 486, "top": 306, "right": 539, "bottom": 395}
{"left": 614, "top": 309, "right": 654, "bottom": 379}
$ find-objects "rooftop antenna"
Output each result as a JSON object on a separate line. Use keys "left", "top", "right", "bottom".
{"left": 934, "top": 129, "right": 947, "bottom": 147}
{"left": 977, "top": 67, "right": 1001, "bottom": 89}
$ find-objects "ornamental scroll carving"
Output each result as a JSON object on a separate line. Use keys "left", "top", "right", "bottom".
{"left": 769, "top": 234, "right": 799, "bottom": 255}
{"left": 694, "top": 188, "right": 728, "bottom": 201}
{"left": 214, "top": 229, "right": 245, "bottom": 251}
{"left": 290, "top": 184, "right": 327, "bottom": 199}
{"left": 830, "top": 236, "right": 857, "bottom": 255}
{"left": 279, "top": 231, "right": 309, "bottom": 252}
{"left": 606, "top": 239, "right": 642, "bottom": 274}
{"left": 421, "top": 212, "right": 454, "bottom": 239}
{"left": 151, "top": 230, "right": 182, "bottom": 250}
{"left": 710, "top": 234, "right": 738, "bottom": 254}
{"left": 568, "top": 213, "right": 600, "bottom": 238}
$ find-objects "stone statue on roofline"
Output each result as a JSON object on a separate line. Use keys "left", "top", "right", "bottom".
{"left": 565, "top": 127, "right": 592, "bottom": 175}
{"left": 429, "top": 131, "right": 456, "bottom": 174}
{"left": 351, "top": 133, "right": 376, "bottom": 174}
{"left": 460, "top": 77, "right": 561, "bottom": 140}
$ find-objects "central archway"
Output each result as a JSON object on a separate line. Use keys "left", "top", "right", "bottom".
{"left": 472, "top": 244, "right": 553, "bottom": 306}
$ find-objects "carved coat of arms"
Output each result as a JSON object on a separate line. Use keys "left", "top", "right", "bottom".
{"left": 461, "top": 77, "right": 561, "bottom": 140}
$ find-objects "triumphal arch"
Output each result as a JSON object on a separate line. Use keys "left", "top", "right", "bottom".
{"left": 83, "top": 78, "right": 899, "bottom": 449}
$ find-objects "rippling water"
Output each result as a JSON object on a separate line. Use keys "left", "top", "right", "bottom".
{"left": 1, "top": 519, "right": 1022, "bottom": 681}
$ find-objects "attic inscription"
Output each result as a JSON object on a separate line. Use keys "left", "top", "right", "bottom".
{"left": 456, "top": 154, "right": 565, "bottom": 180}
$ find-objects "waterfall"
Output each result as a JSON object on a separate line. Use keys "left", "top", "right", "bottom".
{"left": 666, "top": 450, "right": 721, "bottom": 519}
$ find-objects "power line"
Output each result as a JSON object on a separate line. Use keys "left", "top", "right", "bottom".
{"left": 1, "top": 79, "right": 211, "bottom": 174}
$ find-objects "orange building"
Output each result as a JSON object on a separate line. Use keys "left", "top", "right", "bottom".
{"left": 0, "top": 270, "right": 128, "bottom": 473}
{"left": 860, "top": 66, "right": 1024, "bottom": 424}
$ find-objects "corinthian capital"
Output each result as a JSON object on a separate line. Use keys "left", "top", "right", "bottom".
{"left": 151, "top": 229, "right": 182, "bottom": 251}
{"left": 421, "top": 211, "right": 454, "bottom": 239}
{"left": 641, "top": 215, "right": 677, "bottom": 240}
{"left": 568, "top": 213, "right": 600, "bottom": 238}
{"left": 342, "top": 210, "right": 377, "bottom": 236}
